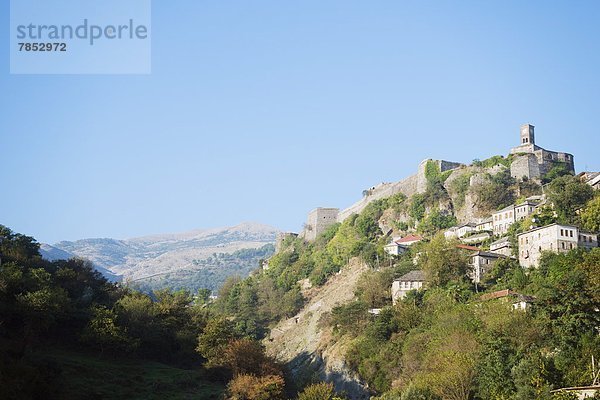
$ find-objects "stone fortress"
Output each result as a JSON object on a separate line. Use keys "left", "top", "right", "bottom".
{"left": 509, "top": 124, "right": 575, "bottom": 180}
{"left": 299, "top": 159, "right": 464, "bottom": 240}
{"left": 299, "top": 123, "right": 576, "bottom": 241}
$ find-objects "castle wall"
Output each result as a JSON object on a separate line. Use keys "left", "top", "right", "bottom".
{"left": 302, "top": 208, "right": 339, "bottom": 241}
{"left": 534, "top": 149, "right": 575, "bottom": 176}
{"left": 511, "top": 154, "right": 541, "bottom": 180}
{"left": 337, "top": 159, "right": 462, "bottom": 223}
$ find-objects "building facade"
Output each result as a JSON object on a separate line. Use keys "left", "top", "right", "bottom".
{"left": 469, "top": 251, "right": 512, "bottom": 283}
{"left": 492, "top": 201, "right": 538, "bottom": 235}
{"left": 391, "top": 270, "right": 426, "bottom": 305}
{"left": 490, "top": 236, "right": 512, "bottom": 256}
{"left": 517, "top": 223, "right": 598, "bottom": 268}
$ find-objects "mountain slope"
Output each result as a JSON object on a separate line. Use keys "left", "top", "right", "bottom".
{"left": 50, "top": 222, "right": 279, "bottom": 291}
{"left": 266, "top": 258, "right": 371, "bottom": 399}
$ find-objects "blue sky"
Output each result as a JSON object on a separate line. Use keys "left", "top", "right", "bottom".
{"left": 1, "top": 1, "right": 599, "bottom": 244}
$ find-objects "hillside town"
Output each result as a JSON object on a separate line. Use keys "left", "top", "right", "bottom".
{"left": 292, "top": 124, "right": 599, "bottom": 307}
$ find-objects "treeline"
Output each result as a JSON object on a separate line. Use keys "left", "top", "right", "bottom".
{"left": 0, "top": 224, "right": 349, "bottom": 399}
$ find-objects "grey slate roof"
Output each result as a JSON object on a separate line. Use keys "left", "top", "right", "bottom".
{"left": 396, "top": 270, "right": 426, "bottom": 282}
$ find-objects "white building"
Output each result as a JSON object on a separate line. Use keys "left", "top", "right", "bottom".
{"left": 384, "top": 234, "right": 423, "bottom": 256}
{"left": 391, "top": 270, "right": 426, "bottom": 305}
{"left": 469, "top": 251, "right": 512, "bottom": 283}
{"left": 475, "top": 216, "right": 493, "bottom": 232}
{"left": 461, "top": 231, "right": 492, "bottom": 245}
{"left": 517, "top": 223, "right": 598, "bottom": 268}
{"left": 444, "top": 223, "right": 476, "bottom": 239}
{"left": 490, "top": 236, "right": 512, "bottom": 256}
{"left": 492, "top": 201, "right": 538, "bottom": 235}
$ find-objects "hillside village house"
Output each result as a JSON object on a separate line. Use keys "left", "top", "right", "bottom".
{"left": 384, "top": 234, "right": 423, "bottom": 256}
{"left": 490, "top": 236, "right": 512, "bottom": 256}
{"left": 588, "top": 175, "right": 600, "bottom": 190}
{"left": 391, "top": 270, "right": 425, "bottom": 305}
{"left": 469, "top": 251, "right": 513, "bottom": 284}
{"left": 475, "top": 216, "right": 493, "bottom": 232}
{"left": 480, "top": 289, "right": 535, "bottom": 312}
{"left": 461, "top": 231, "right": 493, "bottom": 245}
{"left": 444, "top": 222, "right": 476, "bottom": 239}
{"left": 492, "top": 200, "right": 538, "bottom": 235}
{"left": 518, "top": 223, "right": 598, "bottom": 268}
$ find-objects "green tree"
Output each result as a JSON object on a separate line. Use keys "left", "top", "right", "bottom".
{"left": 81, "top": 305, "right": 135, "bottom": 353}
{"left": 580, "top": 195, "right": 600, "bottom": 232}
{"left": 417, "top": 234, "right": 468, "bottom": 287}
{"left": 546, "top": 175, "right": 594, "bottom": 223}
{"left": 196, "top": 317, "right": 236, "bottom": 365}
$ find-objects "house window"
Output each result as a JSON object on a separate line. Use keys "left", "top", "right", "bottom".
{"left": 562, "top": 242, "right": 565, "bottom": 249}
{"left": 570, "top": 230, "right": 573, "bottom": 237}
{"left": 560, "top": 229, "right": 564, "bottom": 236}
{"left": 570, "top": 243, "right": 573, "bottom": 250}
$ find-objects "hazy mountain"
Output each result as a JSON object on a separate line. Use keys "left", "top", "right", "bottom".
{"left": 48, "top": 222, "right": 279, "bottom": 291}
{"left": 39, "top": 243, "right": 122, "bottom": 281}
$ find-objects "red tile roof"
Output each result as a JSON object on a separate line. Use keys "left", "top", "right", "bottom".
{"left": 395, "top": 234, "right": 423, "bottom": 244}
{"left": 456, "top": 244, "right": 480, "bottom": 251}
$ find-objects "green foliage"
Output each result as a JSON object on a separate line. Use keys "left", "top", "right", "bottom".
{"left": 542, "top": 162, "right": 573, "bottom": 184}
{"left": 0, "top": 225, "right": 226, "bottom": 399}
{"left": 409, "top": 194, "right": 427, "bottom": 221}
{"left": 580, "top": 194, "right": 600, "bottom": 232}
{"left": 448, "top": 171, "right": 472, "bottom": 209}
{"left": 472, "top": 169, "right": 516, "bottom": 212}
{"left": 297, "top": 382, "right": 343, "bottom": 400}
{"left": 417, "top": 208, "right": 457, "bottom": 236}
{"left": 473, "top": 155, "right": 513, "bottom": 169}
{"left": 423, "top": 161, "right": 451, "bottom": 205}
{"left": 546, "top": 175, "right": 594, "bottom": 223}
{"left": 227, "top": 373, "right": 286, "bottom": 400}
{"left": 417, "top": 234, "right": 469, "bottom": 287}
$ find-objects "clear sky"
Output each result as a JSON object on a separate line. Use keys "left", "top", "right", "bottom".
{"left": 1, "top": 1, "right": 599, "bottom": 244}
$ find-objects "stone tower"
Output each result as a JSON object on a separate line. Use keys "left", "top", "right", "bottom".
{"left": 520, "top": 124, "right": 535, "bottom": 145}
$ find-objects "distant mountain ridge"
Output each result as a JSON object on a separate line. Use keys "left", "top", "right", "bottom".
{"left": 43, "top": 222, "right": 279, "bottom": 291}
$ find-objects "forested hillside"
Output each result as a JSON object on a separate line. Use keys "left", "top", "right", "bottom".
{"left": 211, "top": 158, "right": 600, "bottom": 400}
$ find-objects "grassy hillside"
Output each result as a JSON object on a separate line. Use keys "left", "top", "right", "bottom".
{"left": 24, "top": 347, "right": 224, "bottom": 400}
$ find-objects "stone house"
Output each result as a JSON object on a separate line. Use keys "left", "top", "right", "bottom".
{"left": 492, "top": 200, "right": 538, "bottom": 236}
{"left": 517, "top": 223, "right": 598, "bottom": 268}
{"left": 444, "top": 222, "right": 476, "bottom": 239}
{"left": 480, "top": 289, "right": 535, "bottom": 312}
{"left": 490, "top": 236, "right": 512, "bottom": 256}
{"left": 469, "top": 251, "right": 513, "bottom": 284}
{"left": 475, "top": 216, "right": 493, "bottom": 232}
{"left": 461, "top": 231, "right": 492, "bottom": 245}
{"left": 384, "top": 234, "right": 423, "bottom": 256}
{"left": 391, "top": 270, "right": 426, "bottom": 305}
{"left": 588, "top": 174, "right": 600, "bottom": 191}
